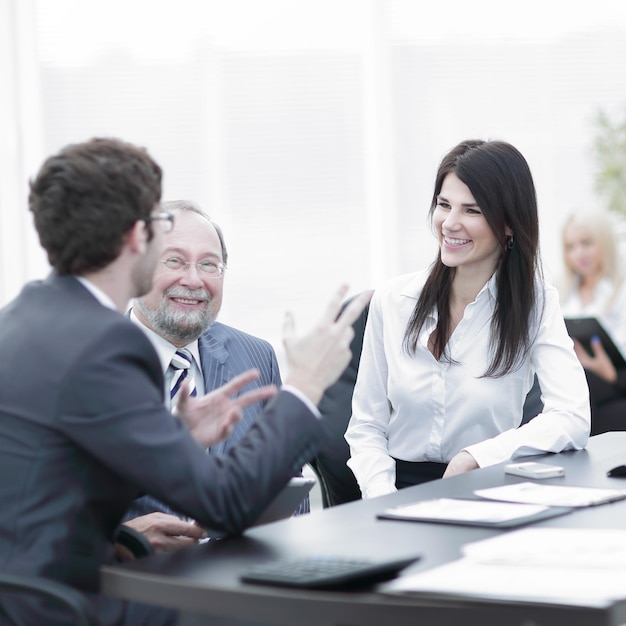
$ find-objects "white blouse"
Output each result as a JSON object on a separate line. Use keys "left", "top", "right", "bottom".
{"left": 345, "top": 270, "right": 591, "bottom": 499}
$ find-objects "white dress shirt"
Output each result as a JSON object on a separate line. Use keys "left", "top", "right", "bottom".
{"left": 129, "top": 310, "right": 205, "bottom": 398}
{"left": 560, "top": 277, "right": 626, "bottom": 359}
{"left": 345, "top": 270, "right": 591, "bottom": 499}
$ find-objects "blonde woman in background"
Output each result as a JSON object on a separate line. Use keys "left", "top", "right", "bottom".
{"left": 560, "top": 210, "right": 626, "bottom": 434}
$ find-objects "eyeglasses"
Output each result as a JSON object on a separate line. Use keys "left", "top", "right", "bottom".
{"left": 160, "top": 257, "right": 226, "bottom": 278}
{"left": 144, "top": 212, "right": 174, "bottom": 233}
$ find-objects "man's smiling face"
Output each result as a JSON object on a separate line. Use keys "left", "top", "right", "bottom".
{"left": 134, "top": 209, "right": 225, "bottom": 347}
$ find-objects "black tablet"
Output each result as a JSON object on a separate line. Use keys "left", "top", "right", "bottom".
{"left": 564, "top": 317, "right": 626, "bottom": 370}
{"left": 254, "top": 477, "right": 316, "bottom": 526}
{"left": 200, "top": 477, "right": 316, "bottom": 538}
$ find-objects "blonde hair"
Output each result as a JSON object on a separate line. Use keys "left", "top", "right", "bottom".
{"left": 561, "top": 209, "right": 624, "bottom": 310}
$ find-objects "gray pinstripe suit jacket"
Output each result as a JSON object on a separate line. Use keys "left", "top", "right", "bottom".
{"left": 125, "top": 321, "right": 309, "bottom": 520}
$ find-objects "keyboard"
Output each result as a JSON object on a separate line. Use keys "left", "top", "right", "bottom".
{"left": 240, "top": 554, "right": 420, "bottom": 589}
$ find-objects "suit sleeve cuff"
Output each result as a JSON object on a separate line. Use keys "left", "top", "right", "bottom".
{"left": 281, "top": 385, "right": 321, "bottom": 419}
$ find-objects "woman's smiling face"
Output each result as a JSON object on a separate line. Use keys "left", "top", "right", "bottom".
{"left": 433, "top": 172, "right": 506, "bottom": 279}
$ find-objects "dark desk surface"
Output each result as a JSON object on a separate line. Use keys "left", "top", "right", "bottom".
{"left": 101, "top": 432, "right": 626, "bottom": 625}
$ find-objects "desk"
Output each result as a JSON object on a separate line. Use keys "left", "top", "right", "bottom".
{"left": 101, "top": 432, "right": 626, "bottom": 625}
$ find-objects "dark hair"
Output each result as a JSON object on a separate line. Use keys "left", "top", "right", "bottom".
{"left": 160, "top": 199, "right": 228, "bottom": 265}
{"left": 404, "top": 139, "right": 542, "bottom": 377}
{"left": 29, "top": 137, "right": 162, "bottom": 275}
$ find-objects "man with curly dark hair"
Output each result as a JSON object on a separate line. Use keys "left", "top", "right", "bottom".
{"left": 0, "top": 137, "right": 368, "bottom": 625}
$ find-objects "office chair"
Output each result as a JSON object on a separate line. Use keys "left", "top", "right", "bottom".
{"left": 310, "top": 291, "right": 373, "bottom": 508}
{"left": 0, "top": 571, "right": 97, "bottom": 626}
{"left": 522, "top": 375, "right": 543, "bottom": 424}
{"left": 0, "top": 525, "right": 151, "bottom": 625}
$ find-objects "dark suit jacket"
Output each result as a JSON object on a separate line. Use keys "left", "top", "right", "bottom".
{"left": 0, "top": 275, "right": 325, "bottom": 624}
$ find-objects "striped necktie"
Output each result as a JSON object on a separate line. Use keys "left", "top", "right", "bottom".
{"left": 169, "top": 349, "right": 197, "bottom": 411}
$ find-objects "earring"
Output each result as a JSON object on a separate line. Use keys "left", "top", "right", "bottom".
{"left": 506, "top": 236, "right": 514, "bottom": 250}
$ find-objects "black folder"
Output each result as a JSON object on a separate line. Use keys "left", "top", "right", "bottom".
{"left": 200, "top": 477, "right": 316, "bottom": 538}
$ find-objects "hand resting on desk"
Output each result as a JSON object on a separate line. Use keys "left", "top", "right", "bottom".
{"left": 120, "top": 512, "right": 207, "bottom": 557}
{"left": 443, "top": 450, "right": 479, "bottom": 478}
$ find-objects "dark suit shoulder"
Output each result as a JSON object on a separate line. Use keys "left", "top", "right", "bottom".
{"left": 1, "top": 275, "right": 162, "bottom": 388}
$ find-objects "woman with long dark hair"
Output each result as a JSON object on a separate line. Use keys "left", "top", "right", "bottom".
{"left": 345, "top": 139, "right": 590, "bottom": 498}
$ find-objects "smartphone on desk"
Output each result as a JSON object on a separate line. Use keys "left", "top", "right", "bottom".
{"left": 504, "top": 462, "right": 565, "bottom": 479}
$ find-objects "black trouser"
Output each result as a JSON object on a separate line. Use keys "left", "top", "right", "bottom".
{"left": 393, "top": 459, "right": 447, "bottom": 490}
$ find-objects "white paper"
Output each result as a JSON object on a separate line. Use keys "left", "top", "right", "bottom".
{"left": 474, "top": 481, "right": 626, "bottom": 507}
{"left": 381, "top": 498, "right": 548, "bottom": 523}
{"left": 462, "top": 527, "right": 626, "bottom": 568}
{"left": 382, "top": 558, "right": 623, "bottom": 605}
{"left": 382, "top": 528, "right": 626, "bottom": 605}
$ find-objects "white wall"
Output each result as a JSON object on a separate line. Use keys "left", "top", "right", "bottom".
{"left": 3, "top": 0, "right": 626, "bottom": 367}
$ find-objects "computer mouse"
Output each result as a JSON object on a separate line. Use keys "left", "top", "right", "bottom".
{"left": 607, "top": 464, "right": 626, "bottom": 477}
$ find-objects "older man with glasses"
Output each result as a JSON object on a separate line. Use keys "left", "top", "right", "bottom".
{"left": 122, "top": 200, "right": 309, "bottom": 552}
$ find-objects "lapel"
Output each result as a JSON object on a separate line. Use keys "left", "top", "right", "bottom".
{"left": 198, "top": 329, "right": 244, "bottom": 455}
{"left": 198, "top": 331, "right": 233, "bottom": 391}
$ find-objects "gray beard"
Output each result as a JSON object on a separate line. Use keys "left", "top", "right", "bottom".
{"left": 135, "top": 296, "right": 216, "bottom": 344}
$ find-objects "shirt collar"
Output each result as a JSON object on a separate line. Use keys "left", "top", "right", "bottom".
{"left": 399, "top": 268, "right": 498, "bottom": 323}
{"left": 76, "top": 276, "right": 117, "bottom": 310}
{"left": 483, "top": 271, "right": 499, "bottom": 302}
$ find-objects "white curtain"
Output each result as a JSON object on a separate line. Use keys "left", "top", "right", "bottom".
{"left": 5, "top": 0, "right": 626, "bottom": 364}
{"left": 0, "top": 0, "right": 47, "bottom": 304}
